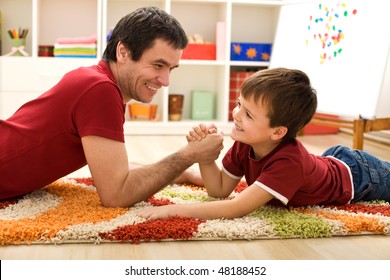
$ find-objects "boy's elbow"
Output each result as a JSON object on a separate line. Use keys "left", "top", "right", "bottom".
{"left": 206, "top": 190, "right": 230, "bottom": 199}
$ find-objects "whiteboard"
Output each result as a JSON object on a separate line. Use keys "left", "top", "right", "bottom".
{"left": 270, "top": 0, "right": 390, "bottom": 119}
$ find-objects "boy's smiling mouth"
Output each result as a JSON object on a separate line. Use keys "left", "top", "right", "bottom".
{"left": 233, "top": 122, "right": 244, "bottom": 131}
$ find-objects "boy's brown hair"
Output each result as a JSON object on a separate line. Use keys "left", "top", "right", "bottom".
{"left": 240, "top": 67, "right": 317, "bottom": 141}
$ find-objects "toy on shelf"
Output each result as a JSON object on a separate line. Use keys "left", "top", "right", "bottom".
{"left": 182, "top": 34, "right": 216, "bottom": 60}
{"left": 128, "top": 103, "right": 158, "bottom": 121}
{"left": 230, "top": 42, "right": 272, "bottom": 62}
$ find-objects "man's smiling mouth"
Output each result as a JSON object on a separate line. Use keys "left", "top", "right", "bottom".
{"left": 146, "top": 83, "right": 159, "bottom": 91}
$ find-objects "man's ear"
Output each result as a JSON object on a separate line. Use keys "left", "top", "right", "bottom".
{"left": 271, "top": 126, "right": 288, "bottom": 140}
{"left": 116, "top": 42, "right": 128, "bottom": 62}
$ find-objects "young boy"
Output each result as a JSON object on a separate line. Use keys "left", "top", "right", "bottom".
{"left": 139, "top": 68, "right": 390, "bottom": 220}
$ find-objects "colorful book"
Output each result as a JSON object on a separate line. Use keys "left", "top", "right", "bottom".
{"left": 191, "top": 91, "right": 215, "bottom": 120}
{"left": 229, "top": 71, "right": 256, "bottom": 121}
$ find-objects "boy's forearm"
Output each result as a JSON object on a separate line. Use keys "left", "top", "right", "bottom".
{"left": 175, "top": 199, "right": 245, "bottom": 220}
{"left": 199, "top": 162, "right": 225, "bottom": 197}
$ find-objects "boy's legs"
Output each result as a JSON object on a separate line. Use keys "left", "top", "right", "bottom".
{"left": 322, "top": 145, "right": 390, "bottom": 202}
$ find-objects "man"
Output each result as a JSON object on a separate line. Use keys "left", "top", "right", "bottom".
{"left": 0, "top": 7, "right": 224, "bottom": 207}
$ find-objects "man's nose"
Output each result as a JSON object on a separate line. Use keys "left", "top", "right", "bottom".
{"left": 157, "top": 70, "right": 170, "bottom": 87}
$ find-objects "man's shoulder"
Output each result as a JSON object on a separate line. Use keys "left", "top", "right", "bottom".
{"left": 63, "top": 63, "right": 114, "bottom": 86}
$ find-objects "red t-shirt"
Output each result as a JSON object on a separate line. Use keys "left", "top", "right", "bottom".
{"left": 222, "top": 139, "right": 353, "bottom": 207}
{"left": 0, "top": 60, "right": 125, "bottom": 200}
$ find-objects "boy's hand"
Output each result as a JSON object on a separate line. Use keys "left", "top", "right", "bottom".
{"left": 186, "top": 123, "right": 218, "bottom": 142}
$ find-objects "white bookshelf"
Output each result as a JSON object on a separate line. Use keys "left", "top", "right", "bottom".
{"left": 0, "top": 0, "right": 284, "bottom": 135}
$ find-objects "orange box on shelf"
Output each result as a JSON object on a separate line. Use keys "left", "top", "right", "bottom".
{"left": 302, "top": 113, "right": 339, "bottom": 135}
{"left": 128, "top": 103, "right": 158, "bottom": 121}
{"left": 181, "top": 44, "right": 216, "bottom": 60}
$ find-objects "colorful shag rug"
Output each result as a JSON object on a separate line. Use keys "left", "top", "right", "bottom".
{"left": 1, "top": 178, "right": 389, "bottom": 245}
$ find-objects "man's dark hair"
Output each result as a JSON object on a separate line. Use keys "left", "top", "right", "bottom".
{"left": 102, "top": 6, "right": 188, "bottom": 62}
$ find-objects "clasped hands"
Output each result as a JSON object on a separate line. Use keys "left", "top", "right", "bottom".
{"left": 184, "top": 123, "right": 224, "bottom": 165}
{"left": 138, "top": 123, "right": 223, "bottom": 220}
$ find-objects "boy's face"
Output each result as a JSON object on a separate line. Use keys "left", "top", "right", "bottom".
{"left": 231, "top": 95, "right": 280, "bottom": 154}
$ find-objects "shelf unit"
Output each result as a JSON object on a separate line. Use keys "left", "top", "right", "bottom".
{"left": 0, "top": 0, "right": 284, "bottom": 135}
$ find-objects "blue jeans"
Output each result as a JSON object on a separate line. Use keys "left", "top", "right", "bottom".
{"left": 322, "top": 145, "right": 390, "bottom": 202}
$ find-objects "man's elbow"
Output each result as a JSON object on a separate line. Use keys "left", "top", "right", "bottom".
{"left": 99, "top": 197, "right": 138, "bottom": 208}
{"left": 100, "top": 199, "right": 124, "bottom": 208}
{"left": 98, "top": 191, "right": 139, "bottom": 208}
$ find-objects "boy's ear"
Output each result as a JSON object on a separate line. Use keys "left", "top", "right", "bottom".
{"left": 271, "top": 126, "right": 288, "bottom": 140}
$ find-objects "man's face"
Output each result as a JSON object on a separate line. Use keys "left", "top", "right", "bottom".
{"left": 117, "top": 39, "right": 183, "bottom": 103}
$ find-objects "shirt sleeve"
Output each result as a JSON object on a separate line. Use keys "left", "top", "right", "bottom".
{"left": 73, "top": 82, "right": 125, "bottom": 142}
{"left": 222, "top": 141, "right": 246, "bottom": 179}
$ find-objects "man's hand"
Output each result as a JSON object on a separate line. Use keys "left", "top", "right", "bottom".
{"left": 182, "top": 127, "right": 224, "bottom": 165}
{"left": 138, "top": 205, "right": 179, "bottom": 220}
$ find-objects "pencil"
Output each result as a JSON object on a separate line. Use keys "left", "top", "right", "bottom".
{"left": 8, "top": 28, "right": 29, "bottom": 39}
{"left": 23, "top": 29, "right": 29, "bottom": 39}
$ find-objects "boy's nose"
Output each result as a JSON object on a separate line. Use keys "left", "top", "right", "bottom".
{"left": 232, "top": 106, "right": 240, "bottom": 120}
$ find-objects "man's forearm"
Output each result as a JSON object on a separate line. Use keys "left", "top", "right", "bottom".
{"left": 119, "top": 151, "right": 195, "bottom": 207}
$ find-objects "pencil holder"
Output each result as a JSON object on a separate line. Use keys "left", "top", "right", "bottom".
{"left": 7, "top": 39, "right": 28, "bottom": 56}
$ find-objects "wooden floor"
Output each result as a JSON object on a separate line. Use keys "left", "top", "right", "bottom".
{"left": 1, "top": 132, "right": 390, "bottom": 260}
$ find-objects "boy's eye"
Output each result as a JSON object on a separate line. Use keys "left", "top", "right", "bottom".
{"left": 246, "top": 112, "right": 252, "bottom": 119}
